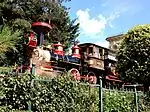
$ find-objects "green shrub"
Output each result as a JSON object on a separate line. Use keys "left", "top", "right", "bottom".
{"left": 0, "top": 106, "right": 11, "bottom": 112}
{"left": 0, "top": 72, "right": 149, "bottom": 112}
{"left": 0, "top": 74, "right": 35, "bottom": 111}
{"left": 0, "top": 73, "right": 91, "bottom": 111}
{"left": 31, "top": 73, "right": 91, "bottom": 112}
{"left": 102, "top": 90, "right": 136, "bottom": 112}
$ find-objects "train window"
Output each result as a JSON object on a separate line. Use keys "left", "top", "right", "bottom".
{"left": 72, "top": 49, "right": 75, "bottom": 53}
{"left": 89, "top": 47, "right": 93, "bottom": 55}
{"left": 94, "top": 47, "right": 99, "bottom": 58}
{"left": 99, "top": 48, "right": 103, "bottom": 56}
{"left": 104, "top": 50, "right": 108, "bottom": 55}
{"left": 81, "top": 47, "right": 86, "bottom": 53}
{"left": 54, "top": 46, "right": 58, "bottom": 50}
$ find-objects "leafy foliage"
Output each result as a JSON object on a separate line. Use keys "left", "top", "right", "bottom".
{"left": 102, "top": 90, "right": 150, "bottom": 112}
{"left": 103, "top": 90, "right": 135, "bottom": 112}
{"left": 0, "top": 26, "right": 24, "bottom": 66}
{"left": 0, "top": 73, "right": 35, "bottom": 110}
{"left": 0, "top": 0, "right": 79, "bottom": 49}
{"left": 0, "top": 72, "right": 149, "bottom": 111}
{"left": 0, "top": 26, "right": 21, "bottom": 53}
{"left": 0, "top": 73, "right": 90, "bottom": 111}
{"left": 0, "top": 0, "right": 79, "bottom": 66}
{"left": 116, "top": 24, "right": 150, "bottom": 88}
{"left": 58, "top": 0, "right": 71, "bottom": 3}
{"left": 32, "top": 73, "right": 91, "bottom": 112}
{"left": 138, "top": 92, "right": 150, "bottom": 112}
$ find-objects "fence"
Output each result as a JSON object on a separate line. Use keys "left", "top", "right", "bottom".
{"left": 100, "top": 77, "right": 149, "bottom": 112}
{"left": 28, "top": 78, "right": 93, "bottom": 112}
{"left": 27, "top": 77, "right": 149, "bottom": 112}
{"left": 0, "top": 73, "right": 150, "bottom": 112}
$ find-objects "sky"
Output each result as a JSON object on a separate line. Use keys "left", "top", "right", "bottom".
{"left": 63, "top": 0, "right": 150, "bottom": 48}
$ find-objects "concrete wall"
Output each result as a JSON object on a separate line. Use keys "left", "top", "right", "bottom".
{"left": 106, "top": 34, "right": 124, "bottom": 53}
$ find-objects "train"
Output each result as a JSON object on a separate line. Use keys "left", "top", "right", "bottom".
{"left": 17, "top": 21, "right": 123, "bottom": 87}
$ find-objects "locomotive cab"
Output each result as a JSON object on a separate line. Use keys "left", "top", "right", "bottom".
{"left": 79, "top": 43, "right": 106, "bottom": 71}
{"left": 78, "top": 43, "right": 108, "bottom": 83}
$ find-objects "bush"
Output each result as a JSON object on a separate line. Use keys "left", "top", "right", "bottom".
{"left": 0, "top": 74, "right": 35, "bottom": 111}
{"left": 0, "top": 72, "right": 149, "bottom": 111}
{"left": 31, "top": 73, "right": 91, "bottom": 112}
{"left": 0, "top": 106, "right": 11, "bottom": 112}
{"left": 0, "top": 73, "right": 91, "bottom": 111}
{"left": 103, "top": 90, "right": 136, "bottom": 112}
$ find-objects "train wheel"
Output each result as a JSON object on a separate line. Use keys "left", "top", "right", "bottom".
{"left": 87, "top": 72, "right": 97, "bottom": 84}
{"left": 69, "top": 68, "right": 81, "bottom": 81}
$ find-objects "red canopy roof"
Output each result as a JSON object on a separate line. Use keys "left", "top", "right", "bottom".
{"left": 32, "top": 22, "right": 52, "bottom": 30}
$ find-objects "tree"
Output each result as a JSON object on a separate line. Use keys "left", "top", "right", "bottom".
{"left": 0, "top": 0, "right": 79, "bottom": 66}
{"left": 116, "top": 24, "right": 150, "bottom": 91}
{"left": 0, "top": 26, "right": 20, "bottom": 53}
{"left": 0, "top": 26, "right": 24, "bottom": 66}
{"left": 0, "top": 0, "right": 79, "bottom": 47}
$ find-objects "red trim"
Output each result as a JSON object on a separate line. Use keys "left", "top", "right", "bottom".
{"left": 88, "top": 76, "right": 97, "bottom": 84}
{"left": 42, "top": 65, "right": 53, "bottom": 69}
{"left": 53, "top": 43, "right": 64, "bottom": 47}
{"left": 72, "top": 53, "right": 81, "bottom": 58}
{"left": 54, "top": 50, "right": 64, "bottom": 56}
{"left": 27, "top": 32, "right": 37, "bottom": 48}
{"left": 107, "top": 75, "right": 118, "bottom": 79}
{"left": 105, "top": 75, "right": 122, "bottom": 82}
{"left": 72, "top": 45, "right": 80, "bottom": 49}
{"left": 72, "top": 45, "right": 80, "bottom": 58}
{"left": 27, "top": 41, "right": 37, "bottom": 48}
{"left": 71, "top": 69, "right": 81, "bottom": 80}
{"left": 32, "top": 22, "right": 52, "bottom": 29}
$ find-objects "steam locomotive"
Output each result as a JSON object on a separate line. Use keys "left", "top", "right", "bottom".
{"left": 21, "top": 21, "right": 123, "bottom": 86}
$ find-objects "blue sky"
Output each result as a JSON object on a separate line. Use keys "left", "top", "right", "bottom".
{"left": 63, "top": 0, "right": 150, "bottom": 48}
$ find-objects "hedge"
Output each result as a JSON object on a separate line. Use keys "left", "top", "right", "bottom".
{"left": 0, "top": 72, "right": 149, "bottom": 112}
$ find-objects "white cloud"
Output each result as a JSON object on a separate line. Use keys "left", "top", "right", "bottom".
{"left": 76, "top": 9, "right": 107, "bottom": 37}
{"left": 95, "top": 41, "right": 109, "bottom": 48}
{"left": 76, "top": 9, "right": 122, "bottom": 38}
{"left": 107, "top": 11, "right": 120, "bottom": 28}
{"left": 75, "top": 0, "right": 140, "bottom": 41}
{"left": 107, "top": 6, "right": 129, "bottom": 28}
{"left": 108, "top": 12, "right": 120, "bottom": 21}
